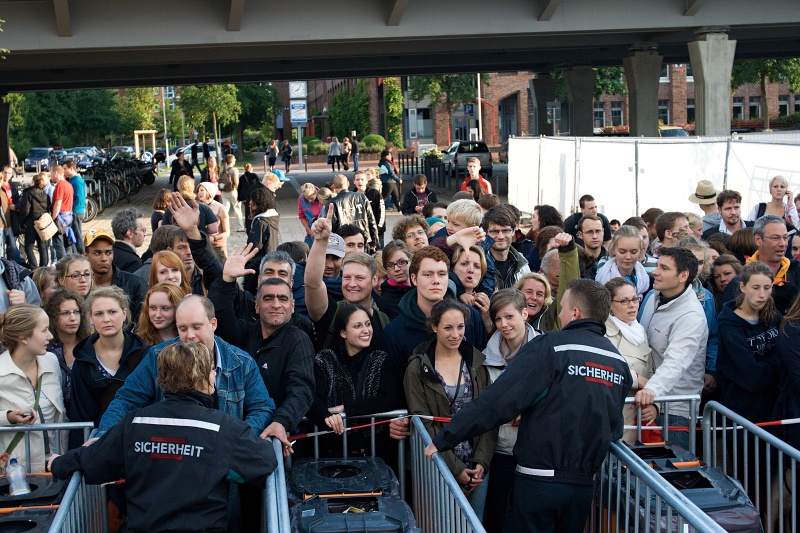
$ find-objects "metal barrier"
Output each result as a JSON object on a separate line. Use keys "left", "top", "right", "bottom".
{"left": 397, "top": 152, "right": 419, "bottom": 176}
{"left": 703, "top": 401, "right": 800, "bottom": 533}
{"left": 263, "top": 437, "right": 291, "bottom": 533}
{"left": 624, "top": 394, "right": 701, "bottom": 455}
{"left": 589, "top": 441, "right": 727, "bottom": 533}
{"left": 409, "top": 415, "right": 486, "bottom": 533}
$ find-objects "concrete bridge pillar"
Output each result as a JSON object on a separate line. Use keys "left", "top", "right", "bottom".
{"left": 531, "top": 73, "right": 557, "bottom": 136}
{"left": 623, "top": 45, "right": 662, "bottom": 137}
{"left": 688, "top": 29, "right": 736, "bottom": 136}
{"left": 566, "top": 66, "right": 596, "bottom": 137}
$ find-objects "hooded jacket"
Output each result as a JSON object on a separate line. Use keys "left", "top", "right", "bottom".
{"left": 400, "top": 187, "right": 438, "bottom": 216}
{"left": 716, "top": 300, "right": 782, "bottom": 423}
{"left": 638, "top": 285, "right": 708, "bottom": 419}
{"left": 405, "top": 339, "right": 497, "bottom": 477}
{"left": 432, "top": 319, "right": 631, "bottom": 486}
{"left": 483, "top": 323, "right": 539, "bottom": 455}
{"left": 491, "top": 245, "right": 531, "bottom": 290}
{"left": 69, "top": 331, "right": 147, "bottom": 427}
{"left": 381, "top": 288, "right": 488, "bottom": 386}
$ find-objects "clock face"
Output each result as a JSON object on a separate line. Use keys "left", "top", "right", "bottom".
{"left": 289, "top": 81, "right": 307, "bottom": 98}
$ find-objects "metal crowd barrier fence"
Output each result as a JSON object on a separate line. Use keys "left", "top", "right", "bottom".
{"left": 263, "top": 437, "right": 291, "bottom": 533}
{"left": 409, "top": 415, "right": 486, "bottom": 533}
{"left": 624, "top": 394, "right": 701, "bottom": 455}
{"left": 589, "top": 441, "right": 727, "bottom": 533}
{"left": 703, "top": 401, "right": 800, "bottom": 533}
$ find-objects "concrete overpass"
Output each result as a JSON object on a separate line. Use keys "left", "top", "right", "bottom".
{"left": 1, "top": 0, "right": 800, "bottom": 144}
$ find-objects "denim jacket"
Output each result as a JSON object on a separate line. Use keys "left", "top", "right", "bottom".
{"left": 98, "top": 336, "right": 275, "bottom": 436}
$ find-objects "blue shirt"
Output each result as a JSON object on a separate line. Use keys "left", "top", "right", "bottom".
{"left": 69, "top": 174, "right": 86, "bottom": 215}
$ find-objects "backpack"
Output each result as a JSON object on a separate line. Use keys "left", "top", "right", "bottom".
{"left": 218, "top": 167, "right": 233, "bottom": 191}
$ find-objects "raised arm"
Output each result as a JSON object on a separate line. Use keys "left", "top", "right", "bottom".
{"left": 304, "top": 209, "right": 334, "bottom": 322}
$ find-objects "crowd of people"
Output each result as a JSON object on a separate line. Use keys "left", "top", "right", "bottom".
{"left": 2, "top": 151, "right": 800, "bottom": 532}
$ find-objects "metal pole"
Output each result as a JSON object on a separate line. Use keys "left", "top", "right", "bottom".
{"left": 724, "top": 136, "right": 731, "bottom": 189}
{"left": 476, "top": 73, "right": 483, "bottom": 141}
{"left": 161, "top": 87, "right": 168, "bottom": 159}
{"left": 296, "top": 126, "right": 304, "bottom": 172}
{"left": 634, "top": 140, "right": 640, "bottom": 215}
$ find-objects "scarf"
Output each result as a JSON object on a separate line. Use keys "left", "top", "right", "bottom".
{"left": 747, "top": 252, "right": 790, "bottom": 285}
{"left": 595, "top": 257, "right": 650, "bottom": 296}
{"left": 609, "top": 314, "right": 646, "bottom": 346}
{"left": 387, "top": 277, "right": 411, "bottom": 288}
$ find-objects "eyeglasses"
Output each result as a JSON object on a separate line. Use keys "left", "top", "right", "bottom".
{"left": 581, "top": 229, "right": 603, "bottom": 236}
{"left": 487, "top": 228, "right": 514, "bottom": 237}
{"left": 66, "top": 272, "right": 92, "bottom": 280}
{"left": 405, "top": 230, "right": 426, "bottom": 240}
{"left": 58, "top": 310, "right": 82, "bottom": 318}
{"left": 612, "top": 296, "right": 643, "bottom": 306}
{"left": 763, "top": 235, "right": 790, "bottom": 242}
{"left": 386, "top": 259, "right": 409, "bottom": 270}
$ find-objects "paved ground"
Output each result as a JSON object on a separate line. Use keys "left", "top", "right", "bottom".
{"left": 64, "top": 160, "right": 510, "bottom": 255}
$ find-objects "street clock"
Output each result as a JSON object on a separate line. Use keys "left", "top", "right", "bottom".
{"left": 289, "top": 81, "right": 307, "bottom": 99}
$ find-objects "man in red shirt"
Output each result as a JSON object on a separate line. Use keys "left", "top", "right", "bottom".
{"left": 51, "top": 165, "right": 76, "bottom": 259}
{"left": 460, "top": 157, "right": 493, "bottom": 194}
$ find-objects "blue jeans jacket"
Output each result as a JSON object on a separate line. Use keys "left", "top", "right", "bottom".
{"left": 98, "top": 336, "right": 275, "bottom": 436}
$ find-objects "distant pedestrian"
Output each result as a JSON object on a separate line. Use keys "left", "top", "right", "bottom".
{"left": 329, "top": 137, "right": 342, "bottom": 172}
{"left": 170, "top": 151, "right": 193, "bottom": 190}
{"left": 202, "top": 137, "right": 211, "bottom": 164}
{"left": 340, "top": 137, "right": 352, "bottom": 171}
{"left": 50, "top": 165, "right": 76, "bottom": 260}
{"left": 379, "top": 150, "right": 401, "bottom": 210}
{"left": 190, "top": 141, "right": 202, "bottom": 175}
{"left": 267, "top": 140, "right": 279, "bottom": 172}
{"left": 351, "top": 135, "right": 359, "bottom": 171}
{"left": 280, "top": 140, "right": 293, "bottom": 174}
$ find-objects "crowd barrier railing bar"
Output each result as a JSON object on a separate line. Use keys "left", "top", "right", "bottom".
{"left": 263, "top": 437, "right": 291, "bottom": 533}
{"left": 624, "top": 394, "right": 701, "bottom": 455}
{"left": 703, "top": 400, "right": 800, "bottom": 533}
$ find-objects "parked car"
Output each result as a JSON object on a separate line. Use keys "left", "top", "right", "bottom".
{"left": 23, "top": 147, "right": 55, "bottom": 172}
{"left": 54, "top": 149, "right": 68, "bottom": 164}
{"left": 659, "top": 126, "right": 690, "bottom": 137}
{"left": 442, "top": 141, "right": 493, "bottom": 179}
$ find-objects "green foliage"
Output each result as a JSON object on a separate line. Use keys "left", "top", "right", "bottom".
{"left": 307, "top": 142, "right": 330, "bottom": 155}
{"left": 552, "top": 67, "right": 627, "bottom": 100}
{"left": 180, "top": 85, "right": 241, "bottom": 158}
{"left": 328, "top": 80, "right": 371, "bottom": 139}
{"left": 237, "top": 83, "right": 281, "bottom": 128}
{"left": 384, "top": 77, "right": 404, "bottom": 149}
{"left": 731, "top": 59, "right": 800, "bottom": 129}
{"left": 302, "top": 136, "right": 320, "bottom": 144}
{"left": 361, "top": 134, "right": 386, "bottom": 153}
{"left": 114, "top": 88, "right": 158, "bottom": 131}
{"left": 408, "top": 74, "right": 489, "bottom": 138}
{"left": 0, "top": 18, "right": 9, "bottom": 59}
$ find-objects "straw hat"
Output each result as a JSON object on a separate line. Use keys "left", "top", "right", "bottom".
{"left": 688, "top": 180, "right": 719, "bottom": 205}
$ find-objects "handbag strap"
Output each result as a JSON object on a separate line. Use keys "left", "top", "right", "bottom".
{"left": 3, "top": 374, "right": 44, "bottom": 458}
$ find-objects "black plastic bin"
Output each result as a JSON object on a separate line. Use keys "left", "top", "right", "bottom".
{"left": 290, "top": 457, "right": 398, "bottom": 498}
{"left": 626, "top": 442, "right": 696, "bottom": 463}
{"left": 297, "top": 494, "right": 414, "bottom": 532}
{"left": 0, "top": 473, "right": 65, "bottom": 508}
{"left": 0, "top": 508, "right": 58, "bottom": 532}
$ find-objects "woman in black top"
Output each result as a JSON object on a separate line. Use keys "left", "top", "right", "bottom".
{"left": 18, "top": 172, "right": 51, "bottom": 268}
{"left": 308, "top": 304, "right": 398, "bottom": 458}
{"left": 169, "top": 151, "right": 193, "bottom": 190}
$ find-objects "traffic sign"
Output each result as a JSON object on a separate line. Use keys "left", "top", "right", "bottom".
{"left": 464, "top": 103, "right": 474, "bottom": 115}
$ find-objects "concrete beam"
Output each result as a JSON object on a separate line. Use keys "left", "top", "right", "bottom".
{"left": 623, "top": 47, "right": 662, "bottom": 137}
{"left": 688, "top": 31, "right": 736, "bottom": 136}
{"left": 228, "top": 0, "right": 245, "bottom": 31}
{"left": 53, "top": 0, "right": 71, "bottom": 37}
{"left": 531, "top": 74, "right": 557, "bottom": 135}
{"left": 566, "top": 66, "right": 595, "bottom": 137}
{"left": 684, "top": 0, "right": 708, "bottom": 17}
{"left": 387, "top": 0, "right": 409, "bottom": 26}
{"left": 539, "top": 0, "right": 563, "bottom": 21}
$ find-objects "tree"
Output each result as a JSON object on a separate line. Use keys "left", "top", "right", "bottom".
{"left": 384, "top": 77, "right": 404, "bottom": 149}
{"left": 328, "top": 80, "right": 370, "bottom": 140}
{"left": 180, "top": 84, "right": 241, "bottom": 161}
{"left": 731, "top": 59, "right": 800, "bottom": 130}
{"left": 74, "top": 90, "right": 121, "bottom": 146}
{"left": 235, "top": 83, "right": 281, "bottom": 156}
{"left": 114, "top": 88, "right": 158, "bottom": 135}
{"left": 553, "top": 67, "right": 627, "bottom": 100}
{"left": 408, "top": 74, "right": 489, "bottom": 140}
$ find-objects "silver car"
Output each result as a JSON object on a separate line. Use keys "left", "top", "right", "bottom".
{"left": 442, "top": 141, "right": 493, "bottom": 179}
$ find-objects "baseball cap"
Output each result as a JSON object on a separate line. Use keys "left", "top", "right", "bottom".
{"left": 84, "top": 228, "right": 115, "bottom": 247}
{"left": 271, "top": 169, "right": 291, "bottom": 182}
{"left": 326, "top": 234, "right": 346, "bottom": 258}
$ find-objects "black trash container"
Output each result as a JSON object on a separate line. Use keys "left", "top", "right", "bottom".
{"left": 0, "top": 508, "right": 58, "bottom": 533}
{"left": 0, "top": 473, "right": 66, "bottom": 508}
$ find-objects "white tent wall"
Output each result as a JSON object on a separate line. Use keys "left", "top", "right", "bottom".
{"left": 507, "top": 136, "right": 800, "bottom": 222}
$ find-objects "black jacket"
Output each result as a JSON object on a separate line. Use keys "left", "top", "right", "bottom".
{"left": 400, "top": 188, "right": 438, "bottom": 216}
{"left": 208, "top": 279, "right": 315, "bottom": 432}
{"left": 18, "top": 186, "right": 50, "bottom": 231}
{"left": 721, "top": 259, "right": 800, "bottom": 314}
{"left": 245, "top": 213, "right": 280, "bottom": 294}
{"left": 431, "top": 319, "right": 631, "bottom": 485}
{"left": 68, "top": 331, "right": 146, "bottom": 428}
{"left": 327, "top": 191, "right": 379, "bottom": 248}
{"left": 375, "top": 280, "right": 412, "bottom": 320}
{"left": 112, "top": 241, "right": 142, "bottom": 273}
{"left": 52, "top": 391, "right": 277, "bottom": 533}
{"left": 110, "top": 267, "right": 147, "bottom": 323}
{"left": 701, "top": 220, "right": 755, "bottom": 241}
{"left": 169, "top": 159, "right": 193, "bottom": 185}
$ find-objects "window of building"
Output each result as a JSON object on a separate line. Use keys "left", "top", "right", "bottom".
{"left": 406, "top": 108, "right": 433, "bottom": 138}
{"left": 749, "top": 96, "right": 761, "bottom": 119}
{"left": 779, "top": 95, "right": 790, "bottom": 116}
{"left": 165, "top": 86, "right": 176, "bottom": 99}
{"left": 732, "top": 97, "right": 744, "bottom": 120}
{"left": 611, "top": 101, "right": 624, "bottom": 126}
{"left": 686, "top": 98, "right": 695, "bottom": 123}
{"left": 686, "top": 63, "right": 694, "bottom": 82}
{"left": 657, "top": 100, "right": 670, "bottom": 124}
{"left": 594, "top": 104, "right": 605, "bottom": 128}
{"left": 660, "top": 65, "right": 669, "bottom": 83}
{"left": 169, "top": 101, "right": 176, "bottom": 111}
{"left": 795, "top": 95, "right": 800, "bottom": 114}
